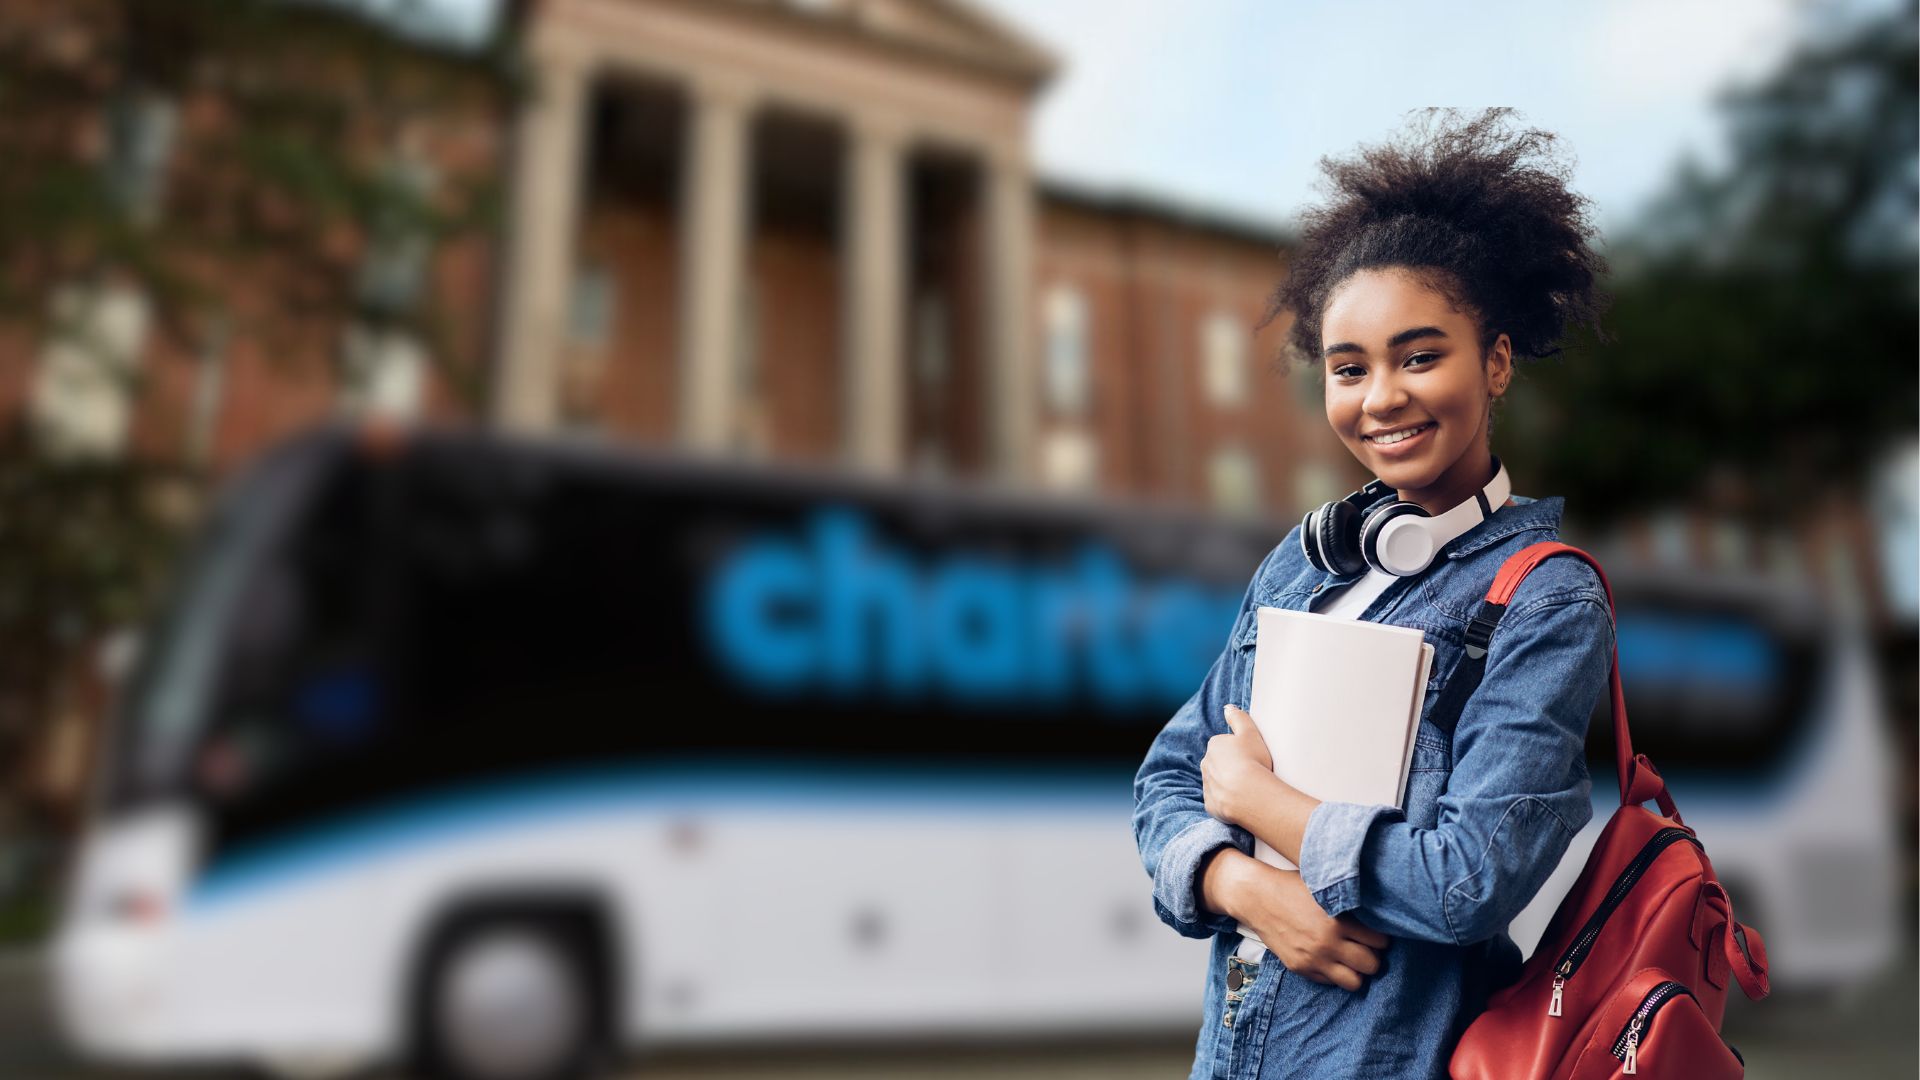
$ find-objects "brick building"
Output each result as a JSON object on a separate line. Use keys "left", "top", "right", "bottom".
{"left": 7, "top": 0, "right": 1904, "bottom": 604}
{"left": 0, "top": 0, "right": 1369, "bottom": 820}
{"left": 10, "top": 0, "right": 1356, "bottom": 521}
{"left": 490, "top": 0, "right": 1356, "bottom": 518}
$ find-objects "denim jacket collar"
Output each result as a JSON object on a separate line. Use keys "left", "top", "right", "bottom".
{"left": 1443, "top": 495, "right": 1565, "bottom": 559}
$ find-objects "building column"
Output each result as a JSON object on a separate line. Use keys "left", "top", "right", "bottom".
{"left": 679, "top": 75, "right": 753, "bottom": 453}
{"left": 982, "top": 144, "right": 1036, "bottom": 485}
{"left": 494, "top": 47, "right": 590, "bottom": 432}
{"left": 842, "top": 114, "right": 907, "bottom": 473}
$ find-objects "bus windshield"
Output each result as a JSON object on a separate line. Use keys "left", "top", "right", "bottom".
{"left": 107, "top": 439, "right": 337, "bottom": 811}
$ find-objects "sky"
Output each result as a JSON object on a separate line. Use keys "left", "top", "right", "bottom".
{"left": 970, "top": 0, "right": 1886, "bottom": 238}
{"left": 423, "top": 0, "right": 1897, "bottom": 239}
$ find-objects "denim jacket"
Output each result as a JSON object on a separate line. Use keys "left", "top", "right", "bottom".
{"left": 1132, "top": 495, "right": 1616, "bottom": 1080}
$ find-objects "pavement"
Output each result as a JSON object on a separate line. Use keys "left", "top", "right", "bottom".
{"left": 5, "top": 945, "right": 1913, "bottom": 1079}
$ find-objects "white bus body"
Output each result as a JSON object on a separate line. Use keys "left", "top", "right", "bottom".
{"left": 55, "top": 430, "right": 1899, "bottom": 1076}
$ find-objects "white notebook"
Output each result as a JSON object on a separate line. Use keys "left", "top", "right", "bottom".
{"left": 1238, "top": 605, "right": 1434, "bottom": 882}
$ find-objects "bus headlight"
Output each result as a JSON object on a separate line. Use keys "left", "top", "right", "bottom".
{"left": 103, "top": 888, "right": 169, "bottom": 926}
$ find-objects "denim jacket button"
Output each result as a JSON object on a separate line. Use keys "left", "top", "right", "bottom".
{"left": 1227, "top": 967, "right": 1245, "bottom": 991}
{"left": 1311, "top": 584, "right": 1322, "bottom": 593}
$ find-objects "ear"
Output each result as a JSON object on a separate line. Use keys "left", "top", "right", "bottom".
{"left": 1485, "top": 333, "right": 1514, "bottom": 397}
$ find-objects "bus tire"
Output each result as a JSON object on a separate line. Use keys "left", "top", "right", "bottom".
{"left": 409, "top": 908, "right": 613, "bottom": 1080}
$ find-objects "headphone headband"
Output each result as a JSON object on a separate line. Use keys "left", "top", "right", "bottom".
{"left": 1342, "top": 478, "right": 1395, "bottom": 514}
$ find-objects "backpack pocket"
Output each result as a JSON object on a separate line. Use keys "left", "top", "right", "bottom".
{"left": 1568, "top": 969, "right": 1744, "bottom": 1079}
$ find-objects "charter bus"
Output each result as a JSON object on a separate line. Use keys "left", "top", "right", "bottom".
{"left": 54, "top": 426, "right": 1898, "bottom": 1078}
{"left": 54, "top": 425, "right": 1275, "bottom": 1079}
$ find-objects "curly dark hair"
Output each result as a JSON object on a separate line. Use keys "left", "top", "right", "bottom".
{"left": 1264, "top": 108, "right": 1609, "bottom": 368}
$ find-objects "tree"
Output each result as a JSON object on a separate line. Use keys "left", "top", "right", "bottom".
{"left": 0, "top": 0, "right": 518, "bottom": 934}
{"left": 1507, "top": 0, "right": 1918, "bottom": 527}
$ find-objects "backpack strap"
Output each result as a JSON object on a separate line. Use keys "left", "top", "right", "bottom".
{"left": 1695, "top": 880, "right": 1772, "bottom": 999}
{"left": 1428, "top": 541, "right": 1677, "bottom": 818}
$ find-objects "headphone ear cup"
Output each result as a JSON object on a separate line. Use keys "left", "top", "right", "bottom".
{"left": 1315, "top": 499, "right": 1368, "bottom": 577}
{"left": 1360, "top": 501, "right": 1436, "bottom": 576}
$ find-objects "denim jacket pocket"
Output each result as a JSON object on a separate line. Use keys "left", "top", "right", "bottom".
{"left": 1230, "top": 605, "right": 1260, "bottom": 652}
{"left": 1225, "top": 607, "right": 1259, "bottom": 707}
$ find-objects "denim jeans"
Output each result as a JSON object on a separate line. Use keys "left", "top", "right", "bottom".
{"left": 1135, "top": 496, "right": 1615, "bottom": 1079}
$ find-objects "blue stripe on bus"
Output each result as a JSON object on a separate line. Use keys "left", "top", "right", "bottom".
{"left": 186, "top": 760, "right": 1135, "bottom": 914}
{"left": 1616, "top": 615, "right": 1781, "bottom": 688}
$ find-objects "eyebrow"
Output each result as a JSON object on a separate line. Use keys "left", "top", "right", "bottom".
{"left": 1322, "top": 325, "right": 1450, "bottom": 359}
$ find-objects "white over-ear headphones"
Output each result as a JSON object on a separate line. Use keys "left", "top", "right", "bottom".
{"left": 1300, "top": 456, "right": 1511, "bottom": 577}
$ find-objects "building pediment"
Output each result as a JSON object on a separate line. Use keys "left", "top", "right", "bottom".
{"left": 720, "top": 0, "right": 1057, "bottom": 86}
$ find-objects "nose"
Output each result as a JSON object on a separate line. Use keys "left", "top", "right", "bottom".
{"left": 1362, "top": 367, "right": 1409, "bottom": 418}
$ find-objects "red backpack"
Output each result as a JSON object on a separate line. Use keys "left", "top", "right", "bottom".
{"left": 1446, "top": 542, "right": 1771, "bottom": 1079}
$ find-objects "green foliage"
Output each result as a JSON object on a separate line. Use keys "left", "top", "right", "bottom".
{"left": 0, "top": 0, "right": 519, "bottom": 393}
{"left": 0, "top": 0, "right": 519, "bottom": 624}
{"left": 0, "top": 0, "right": 520, "bottom": 874}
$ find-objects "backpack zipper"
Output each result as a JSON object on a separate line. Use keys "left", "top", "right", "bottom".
{"left": 1546, "top": 827, "right": 1702, "bottom": 1018}
{"left": 1610, "top": 979, "right": 1693, "bottom": 1074}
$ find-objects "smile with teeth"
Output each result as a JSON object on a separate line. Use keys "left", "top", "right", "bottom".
{"left": 1364, "top": 422, "right": 1434, "bottom": 446}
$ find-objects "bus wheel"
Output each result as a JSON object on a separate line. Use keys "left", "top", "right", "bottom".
{"left": 412, "top": 913, "right": 609, "bottom": 1080}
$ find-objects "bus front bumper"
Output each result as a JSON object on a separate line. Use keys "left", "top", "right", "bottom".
{"left": 51, "top": 923, "right": 193, "bottom": 1062}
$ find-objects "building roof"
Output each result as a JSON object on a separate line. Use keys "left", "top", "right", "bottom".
{"left": 1039, "top": 176, "right": 1295, "bottom": 251}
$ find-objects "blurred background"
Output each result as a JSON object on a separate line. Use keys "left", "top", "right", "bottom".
{"left": 0, "top": 0, "right": 1913, "bottom": 1077}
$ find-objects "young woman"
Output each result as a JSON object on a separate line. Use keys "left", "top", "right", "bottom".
{"left": 1132, "top": 110, "right": 1615, "bottom": 1079}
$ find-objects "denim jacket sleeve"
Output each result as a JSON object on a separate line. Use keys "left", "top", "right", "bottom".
{"left": 1296, "top": 572, "right": 1615, "bottom": 946}
{"left": 1130, "top": 551, "right": 1271, "bottom": 939}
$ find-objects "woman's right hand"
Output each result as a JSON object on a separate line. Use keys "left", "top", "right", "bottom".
{"left": 1202, "top": 849, "right": 1389, "bottom": 991}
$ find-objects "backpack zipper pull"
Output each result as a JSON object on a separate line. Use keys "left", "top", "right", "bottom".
{"left": 1548, "top": 962, "right": 1569, "bottom": 1017}
{"left": 1623, "top": 1016, "right": 1643, "bottom": 1074}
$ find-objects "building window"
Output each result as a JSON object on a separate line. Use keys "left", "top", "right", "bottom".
{"left": 910, "top": 440, "right": 950, "bottom": 480}
{"left": 1209, "top": 446, "right": 1261, "bottom": 515}
{"left": 29, "top": 281, "right": 151, "bottom": 459}
{"left": 568, "top": 265, "right": 616, "bottom": 348}
{"left": 733, "top": 277, "right": 765, "bottom": 456}
{"left": 1649, "top": 509, "right": 1691, "bottom": 567}
{"left": 1202, "top": 310, "right": 1248, "bottom": 406}
{"left": 185, "top": 315, "right": 231, "bottom": 465}
{"left": 1043, "top": 284, "right": 1089, "bottom": 414}
{"left": 913, "top": 290, "right": 949, "bottom": 392}
{"left": 356, "top": 150, "right": 437, "bottom": 318}
{"left": 1039, "top": 428, "right": 1098, "bottom": 492}
{"left": 338, "top": 324, "right": 425, "bottom": 421}
{"left": 102, "top": 88, "right": 178, "bottom": 226}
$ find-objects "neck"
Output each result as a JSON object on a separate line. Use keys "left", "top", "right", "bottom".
{"left": 1396, "top": 444, "right": 1497, "bottom": 516}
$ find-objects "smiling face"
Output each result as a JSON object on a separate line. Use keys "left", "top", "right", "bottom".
{"left": 1320, "top": 267, "right": 1513, "bottom": 515}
